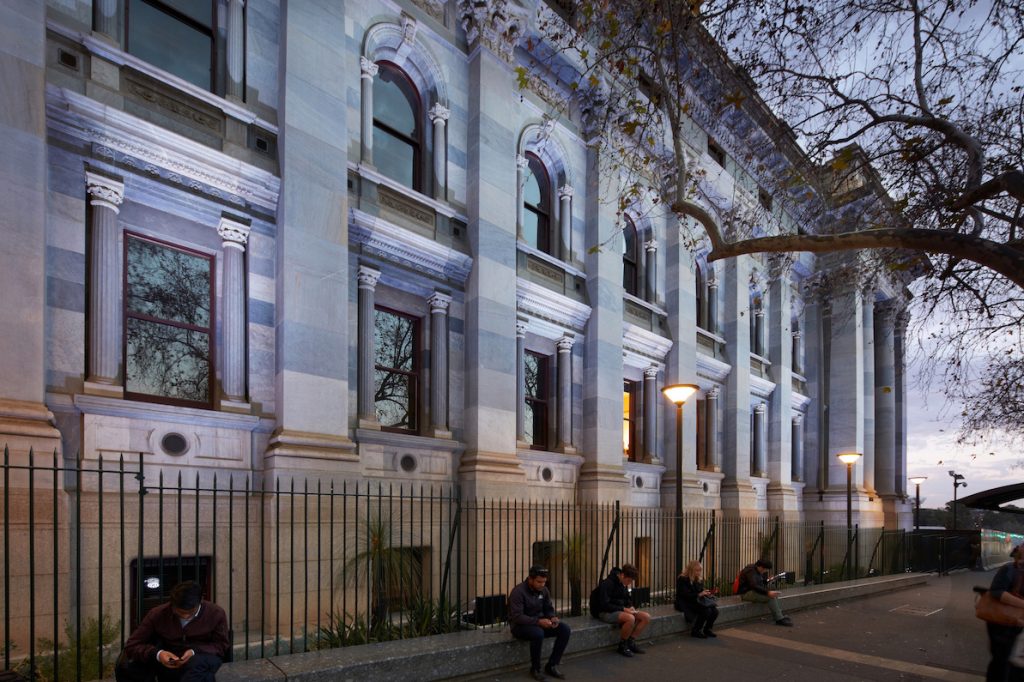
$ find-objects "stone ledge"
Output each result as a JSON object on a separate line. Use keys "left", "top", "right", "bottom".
{"left": 212, "top": 573, "right": 927, "bottom": 682}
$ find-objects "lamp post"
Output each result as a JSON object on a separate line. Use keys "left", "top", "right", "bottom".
{"left": 949, "top": 471, "right": 967, "bottom": 530}
{"left": 908, "top": 476, "right": 927, "bottom": 531}
{"left": 837, "top": 452, "right": 862, "bottom": 580}
{"left": 663, "top": 383, "right": 700, "bottom": 577}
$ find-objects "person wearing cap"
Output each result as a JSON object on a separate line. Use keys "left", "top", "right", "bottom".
{"left": 589, "top": 564, "right": 651, "bottom": 657}
{"left": 737, "top": 559, "right": 792, "bottom": 626}
{"left": 983, "top": 544, "right": 1024, "bottom": 681}
{"left": 115, "top": 581, "right": 229, "bottom": 682}
{"left": 508, "top": 565, "right": 572, "bottom": 681}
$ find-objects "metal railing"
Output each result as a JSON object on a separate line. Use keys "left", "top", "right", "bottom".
{"left": 1, "top": 448, "right": 909, "bottom": 680}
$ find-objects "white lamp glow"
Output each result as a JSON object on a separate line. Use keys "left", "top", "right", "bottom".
{"left": 836, "top": 452, "right": 863, "bottom": 465}
{"left": 662, "top": 383, "right": 700, "bottom": 406}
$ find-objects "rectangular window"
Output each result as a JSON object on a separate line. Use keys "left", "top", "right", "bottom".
{"left": 524, "top": 351, "right": 549, "bottom": 450}
{"left": 623, "top": 380, "right": 639, "bottom": 461}
{"left": 374, "top": 307, "right": 420, "bottom": 431}
{"left": 126, "top": 0, "right": 215, "bottom": 91}
{"left": 696, "top": 398, "right": 708, "bottom": 470}
{"left": 707, "top": 137, "right": 726, "bottom": 167}
{"left": 634, "top": 537, "right": 652, "bottom": 588}
{"left": 382, "top": 547, "right": 429, "bottom": 612}
{"left": 125, "top": 234, "right": 214, "bottom": 407}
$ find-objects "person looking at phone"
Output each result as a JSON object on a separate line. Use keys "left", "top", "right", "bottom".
{"left": 116, "top": 581, "right": 229, "bottom": 681}
{"left": 737, "top": 559, "right": 792, "bottom": 626}
{"left": 675, "top": 560, "right": 719, "bottom": 638}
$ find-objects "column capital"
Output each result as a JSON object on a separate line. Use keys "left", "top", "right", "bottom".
{"left": 458, "top": 0, "right": 525, "bottom": 63}
{"left": 644, "top": 239, "right": 658, "bottom": 253}
{"left": 754, "top": 401, "right": 767, "bottom": 415}
{"left": 556, "top": 334, "right": 575, "bottom": 352}
{"left": 230, "top": 0, "right": 245, "bottom": 6}
{"left": 428, "top": 291, "right": 452, "bottom": 313}
{"left": 357, "top": 264, "right": 382, "bottom": 290}
{"left": 558, "top": 184, "right": 574, "bottom": 199}
{"left": 85, "top": 170, "right": 125, "bottom": 213}
{"left": 516, "top": 319, "right": 529, "bottom": 337}
{"left": 218, "top": 215, "right": 251, "bottom": 250}
{"left": 792, "top": 412, "right": 804, "bottom": 425}
{"left": 643, "top": 365, "right": 659, "bottom": 379}
{"left": 360, "top": 56, "right": 379, "bottom": 79}
{"left": 706, "top": 386, "right": 720, "bottom": 400}
{"left": 516, "top": 153, "right": 530, "bottom": 171}
{"left": 429, "top": 102, "right": 450, "bottom": 123}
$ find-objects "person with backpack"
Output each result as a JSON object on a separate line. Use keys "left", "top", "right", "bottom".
{"left": 736, "top": 559, "right": 792, "bottom": 626}
{"left": 508, "top": 565, "right": 571, "bottom": 681}
{"left": 980, "top": 544, "right": 1024, "bottom": 681}
{"left": 589, "top": 564, "right": 651, "bottom": 657}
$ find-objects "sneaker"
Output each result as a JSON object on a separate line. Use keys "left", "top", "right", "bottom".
{"left": 544, "top": 665, "right": 567, "bottom": 680}
{"left": 530, "top": 669, "right": 548, "bottom": 681}
{"left": 627, "top": 637, "right": 646, "bottom": 654}
{"left": 775, "top": 617, "right": 793, "bottom": 627}
{"left": 617, "top": 641, "right": 634, "bottom": 657}
{"left": 703, "top": 629, "right": 717, "bottom": 638}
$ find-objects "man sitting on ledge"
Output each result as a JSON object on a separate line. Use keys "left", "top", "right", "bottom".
{"left": 737, "top": 559, "right": 793, "bottom": 627}
{"left": 508, "top": 565, "right": 571, "bottom": 681}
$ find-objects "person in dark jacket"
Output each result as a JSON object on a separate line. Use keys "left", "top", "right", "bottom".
{"left": 508, "top": 565, "right": 571, "bottom": 681}
{"left": 115, "top": 581, "right": 229, "bottom": 682}
{"left": 589, "top": 564, "right": 651, "bottom": 657}
{"left": 675, "top": 560, "right": 719, "bottom": 638}
{"left": 737, "top": 559, "right": 791, "bottom": 626}
{"left": 984, "top": 544, "right": 1024, "bottom": 682}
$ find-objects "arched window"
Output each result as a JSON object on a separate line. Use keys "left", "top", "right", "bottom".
{"left": 373, "top": 61, "right": 422, "bottom": 191}
{"left": 622, "top": 216, "right": 639, "bottom": 296}
{"left": 522, "top": 153, "right": 552, "bottom": 254}
{"left": 696, "top": 262, "right": 706, "bottom": 330}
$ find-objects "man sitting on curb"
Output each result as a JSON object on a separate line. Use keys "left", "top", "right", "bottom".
{"left": 589, "top": 564, "right": 651, "bottom": 657}
{"left": 509, "top": 565, "right": 572, "bottom": 681}
{"left": 737, "top": 559, "right": 793, "bottom": 626}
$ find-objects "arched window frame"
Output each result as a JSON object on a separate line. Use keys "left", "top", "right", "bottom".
{"left": 523, "top": 152, "right": 553, "bottom": 255}
{"left": 372, "top": 60, "right": 424, "bottom": 193}
{"left": 622, "top": 215, "right": 640, "bottom": 297}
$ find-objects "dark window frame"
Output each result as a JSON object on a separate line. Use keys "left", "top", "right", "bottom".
{"left": 758, "top": 187, "right": 773, "bottom": 212}
{"left": 373, "top": 61, "right": 424, "bottom": 193}
{"left": 622, "top": 216, "right": 640, "bottom": 297}
{"left": 623, "top": 379, "right": 639, "bottom": 461}
{"left": 122, "top": 231, "right": 216, "bottom": 409}
{"left": 707, "top": 137, "right": 726, "bottom": 167}
{"left": 525, "top": 350, "right": 550, "bottom": 451}
{"left": 523, "top": 152, "right": 552, "bottom": 255}
{"left": 124, "top": 0, "right": 217, "bottom": 92}
{"left": 696, "top": 262, "right": 707, "bottom": 331}
{"left": 374, "top": 305, "right": 422, "bottom": 434}
{"left": 696, "top": 398, "right": 708, "bottom": 471}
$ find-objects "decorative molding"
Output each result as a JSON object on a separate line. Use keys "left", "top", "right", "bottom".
{"left": 516, "top": 319, "right": 529, "bottom": 337}
{"left": 643, "top": 365, "right": 660, "bottom": 379}
{"left": 622, "top": 322, "right": 673, "bottom": 366}
{"left": 411, "top": 0, "right": 446, "bottom": 22}
{"left": 357, "top": 264, "right": 382, "bottom": 289}
{"left": 696, "top": 352, "right": 731, "bottom": 384}
{"left": 217, "top": 215, "right": 251, "bottom": 249}
{"left": 47, "top": 86, "right": 280, "bottom": 211}
{"left": 427, "top": 291, "right": 452, "bottom": 313}
{"left": 360, "top": 56, "right": 380, "bottom": 78}
{"left": 516, "top": 278, "right": 592, "bottom": 337}
{"left": 429, "top": 102, "right": 451, "bottom": 123}
{"left": 73, "top": 394, "right": 261, "bottom": 431}
{"left": 458, "top": 0, "right": 528, "bottom": 63}
{"left": 556, "top": 335, "right": 575, "bottom": 352}
{"left": 516, "top": 154, "right": 530, "bottom": 171}
{"left": 706, "top": 386, "right": 720, "bottom": 400}
{"left": 644, "top": 239, "right": 658, "bottom": 253}
{"left": 791, "top": 392, "right": 811, "bottom": 412}
{"left": 750, "top": 374, "right": 776, "bottom": 400}
{"left": 400, "top": 12, "right": 418, "bottom": 48}
{"left": 350, "top": 208, "right": 473, "bottom": 285}
{"left": 352, "top": 162, "right": 462, "bottom": 220}
{"left": 85, "top": 170, "right": 125, "bottom": 212}
{"left": 557, "top": 184, "right": 574, "bottom": 199}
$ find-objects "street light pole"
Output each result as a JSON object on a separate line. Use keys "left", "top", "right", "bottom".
{"left": 663, "top": 383, "right": 700, "bottom": 578}
{"left": 908, "top": 476, "right": 927, "bottom": 531}
{"left": 837, "top": 452, "right": 862, "bottom": 580}
{"left": 949, "top": 471, "right": 966, "bottom": 530}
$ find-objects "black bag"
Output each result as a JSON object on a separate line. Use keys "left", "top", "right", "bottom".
{"left": 698, "top": 595, "right": 718, "bottom": 607}
{"left": 588, "top": 584, "right": 601, "bottom": 618}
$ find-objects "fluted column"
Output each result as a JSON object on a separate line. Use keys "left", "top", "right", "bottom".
{"left": 218, "top": 216, "right": 251, "bottom": 408}
{"left": 428, "top": 291, "right": 452, "bottom": 436}
{"left": 226, "top": 0, "right": 245, "bottom": 99}
{"left": 516, "top": 320, "right": 528, "bottom": 443}
{"left": 873, "top": 303, "right": 897, "bottom": 496}
{"left": 792, "top": 414, "right": 805, "bottom": 482}
{"left": 557, "top": 334, "right": 575, "bottom": 452}
{"left": 862, "top": 294, "right": 876, "bottom": 494}
{"left": 558, "top": 184, "right": 573, "bottom": 261}
{"left": 429, "top": 103, "right": 450, "bottom": 200}
{"left": 85, "top": 171, "right": 125, "bottom": 396}
{"left": 357, "top": 265, "right": 381, "bottom": 428}
{"left": 92, "top": 0, "right": 118, "bottom": 41}
{"left": 753, "top": 305, "right": 765, "bottom": 356}
{"left": 360, "top": 57, "right": 379, "bottom": 165}
{"left": 644, "top": 240, "right": 657, "bottom": 303}
{"left": 894, "top": 310, "right": 909, "bottom": 496}
{"left": 707, "top": 275, "right": 719, "bottom": 336}
{"left": 792, "top": 327, "right": 803, "bottom": 375}
{"left": 753, "top": 402, "right": 767, "bottom": 477}
{"left": 642, "top": 365, "right": 658, "bottom": 463}
{"left": 515, "top": 154, "right": 529, "bottom": 239}
{"left": 706, "top": 386, "right": 720, "bottom": 472}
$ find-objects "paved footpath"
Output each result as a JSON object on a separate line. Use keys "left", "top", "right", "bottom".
{"left": 476, "top": 569, "right": 994, "bottom": 682}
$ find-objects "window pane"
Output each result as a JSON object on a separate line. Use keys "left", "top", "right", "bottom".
{"left": 126, "top": 319, "right": 210, "bottom": 402}
{"left": 522, "top": 210, "right": 540, "bottom": 251}
{"left": 161, "top": 0, "right": 213, "bottom": 27}
{"left": 374, "top": 368, "right": 413, "bottom": 429}
{"left": 375, "top": 310, "right": 415, "bottom": 372}
{"left": 373, "top": 126, "right": 416, "bottom": 189}
{"left": 523, "top": 170, "right": 542, "bottom": 207}
{"left": 524, "top": 354, "right": 540, "bottom": 399}
{"left": 126, "top": 236, "right": 211, "bottom": 327}
{"left": 524, "top": 402, "right": 536, "bottom": 445}
{"left": 622, "top": 388, "right": 631, "bottom": 456}
{"left": 128, "top": 0, "right": 212, "bottom": 90}
{"left": 374, "top": 71, "right": 417, "bottom": 137}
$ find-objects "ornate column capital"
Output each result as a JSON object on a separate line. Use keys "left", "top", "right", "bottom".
{"left": 792, "top": 412, "right": 805, "bottom": 426}
{"left": 516, "top": 154, "right": 530, "bottom": 171}
{"left": 357, "top": 264, "right": 382, "bottom": 290}
{"left": 428, "top": 291, "right": 452, "bottom": 313}
{"left": 85, "top": 170, "right": 125, "bottom": 213}
{"left": 429, "top": 102, "right": 451, "bottom": 124}
{"left": 400, "top": 12, "right": 418, "bottom": 47}
{"left": 754, "top": 402, "right": 767, "bottom": 415}
{"left": 360, "top": 56, "right": 379, "bottom": 79}
{"left": 558, "top": 184, "right": 574, "bottom": 199}
{"left": 706, "top": 386, "right": 720, "bottom": 400}
{"left": 644, "top": 239, "right": 658, "bottom": 253}
{"left": 516, "top": 319, "right": 529, "bottom": 337}
{"left": 218, "top": 215, "right": 251, "bottom": 250}
{"left": 643, "top": 365, "right": 659, "bottom": 379}
{"left": 458, "top": 0, "right": 526, "bottom": 63}
{"left": 556, "top": 334, "right": 575, "bottom": 352}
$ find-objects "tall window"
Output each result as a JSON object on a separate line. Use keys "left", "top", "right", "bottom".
{"left": 126, "top": 0, "right": 215, "bottom": 90}
{"left": 124, "top": 234, "right": 214, "bottom": 407}
{"left": 374, "top": 307, "right": 420, "bottom": 431}
{"left": 696, "top": 398, "right": 708, "bottom": 470}
{"left": 622, "top": 217, "right": 639, "bottom": 297}
{"left": 750, "top": 294, "right": 764, "bottom": 356}
{"left": 522, "top": 153, "right": 552, "bottom": 254}
{"left": 696, "top": 262, "right": 707, "bottom": 330}
{"left": 373, "top": 62, "right": 423, "bottom": 191}
{"left": 623, "top": 380, "right": 639, "bottom": 460}
{"left": 524, "top": 351, "right": 549, "bottom": 450}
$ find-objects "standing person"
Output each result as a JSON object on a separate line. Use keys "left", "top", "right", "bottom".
{"left": 737, "top": 559, "right": 792, "bottom": 626}
{"left": 589, "top": 564, "right": 651, "bottom": 657}
{"left": 675, "top": 560, "right": 719, "bottom": 638}
{"left": 115, "top": 581, "right": 229, "bottom": 682}
{"left": 508, "top": 565, "right": 572, "bottom": 681}
{"left": 983, "top": 545, "right": 1024, "bottom": 682}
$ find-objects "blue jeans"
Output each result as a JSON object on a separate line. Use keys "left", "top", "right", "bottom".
{"left": 511, "top": 622, "right": 572, "bottom": 671}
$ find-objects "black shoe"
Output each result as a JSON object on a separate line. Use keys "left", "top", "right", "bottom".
{"left": 544, "top": 665, "right": 566, "bottom": 680}
{"left": 627, "top": 637, "right": 646, "bottom": 654}
{"left": 775, "top": 617, "right": 793, "bottom": 627}
{"left": 530, "top": 669, "right": 548, "bottom": 682}
{"left": 617, "top": 641, "right": 634, "bottom": 657}
{"left": 703, "top": 629, "right": 717, "bottom": 638}
{"left": 691, "top": 630, "right": 707, "bottom": 638}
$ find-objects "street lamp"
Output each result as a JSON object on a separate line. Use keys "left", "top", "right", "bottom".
{"left": 663, "top": 383, "right": 700, "bottom": 577}
{"left": 949, "top": 471, "right": 967, "bottom": 530}
{"left": 908, "top": 476, "right": 927, "bottom": 531}
{"left": 837, "top": 452, "right": 862, "bottom": 579}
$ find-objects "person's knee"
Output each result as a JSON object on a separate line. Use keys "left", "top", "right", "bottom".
{"left": 620, "top": 612, "right": 635, "bottom": 625}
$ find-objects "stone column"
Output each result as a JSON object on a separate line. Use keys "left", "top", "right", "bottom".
{"left": 515, "top": 154, "right": 529, "bottom": 240}
{"left": 558, "top": 184, "right": 573, "bottom": 262}
{"left": 792, "top": 327, "right": 803, "bottom": 375}
{"left": 644, "top": 240, "right": 657, "bottom": 303}
{"left": 862, "top": 294, "right": 876, "bottom": 494}
{"left": 225, "top": 0, "right": 245, "bottom": 100}
{"left": 753, "top": 304, "right": 765, "bottom": 356}
{"left": 643, "top": 365, "right": 658, "bottom": 463}
{"left": 894, "top": 310, "right": 909, "bottom": 497}
{"left": 85, "top": 171, "right": 125, "bottom": 397}
{"left": 218, "top": 215, "right": 251, "bottom": 409}
{"left": 360, "top": 57, "right": 379, "bottom": 165}
{"left": 828, "top": 288, "right": 865, "bottom": 490}
{"left": 428, "top": 291, "right": 452, "bottom": 437}
{"left": 557, "top": 335, "right": 575, "bottom": 452}
{"left": 792, "top": 414, "right": 805, "bottom": 482}
{"left": 429, "top": 103, "right": 450, "bottom": 200}
{"left": 707, "top": 274, "right": 719, "bottom": 336}
{"left": 722, "top": 257, "right": 752, "bottom": 487}
{"left": 873, "top": 303, "right": 897, "bottom": 496}
{"left": 92, "top": 0, "right": 119, "bottom": 41}
{"left": 753, "top": 402, "right": 767, "bottom": 477}
{"left": 357, "top": 265, "right": 381, "bottom": 429}
{"left": 516, "top": 320, "right": 528, "bottom": 443}
{"left": 706, "top": 386, "right": 720, "bottom": 472}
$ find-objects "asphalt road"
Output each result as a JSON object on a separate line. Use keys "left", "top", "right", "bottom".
{"left": 482, "top": 569, "right": 995, "bottom": 681}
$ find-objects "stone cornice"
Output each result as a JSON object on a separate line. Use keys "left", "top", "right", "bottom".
{"left": 622, "top": 322, "right": 673, "bottom": 367}
{"left": 46, "top": 86, "right": 280, "bottom": 211}
{"left": 516, "top": 278, "right": 592, "bottom": 336}
{"left": 750, "top": 374, "right": 776, "bottom": 400}
{"left": 73, "top": 394, "right": 261, "bottom": 431}
{"left": 696, "top": 352, "right": 731, "bottom": 384}
{"left": 350, "top": 208, "right": 473, "bottom": 285}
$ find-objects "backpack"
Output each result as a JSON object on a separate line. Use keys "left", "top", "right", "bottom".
{"left": 732, "top": 570, "right": 742, "bottom": 594}
{"left": 588, "top": 583, "right": 602, "bottom": 618}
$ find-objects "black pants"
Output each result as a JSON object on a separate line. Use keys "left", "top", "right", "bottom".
{"left": 511, "top": 622, "right": 572, "bottom": 671}
{"left": 691, "top": 603, "right": 719, "bottom": 634}
{"left": 986, "top": 622, "right": 1024, "bottom": 682}
{"left": 115, "top": 652, "right": 222, "bottom": 682}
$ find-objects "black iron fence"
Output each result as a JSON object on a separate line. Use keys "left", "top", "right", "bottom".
{"left": 1, "top": 448, "right": 910, "bottom": 680}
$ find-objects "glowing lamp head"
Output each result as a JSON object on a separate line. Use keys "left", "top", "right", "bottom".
{"left": 908, "top": 476, "right": 928, "bottom": 486}
{"left": 836, "top": 452, "right": 863, "bottom": 466}
{"left": 662, "top": 383, "right": 700, "bottom": 406}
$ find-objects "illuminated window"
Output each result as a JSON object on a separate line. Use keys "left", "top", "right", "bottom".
{"left": 623, "top": 380, "right": 639, "bottom": 461}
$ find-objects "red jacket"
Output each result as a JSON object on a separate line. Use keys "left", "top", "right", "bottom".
{"left": 123, "top": 600, "right": 229, "bottom": 662}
